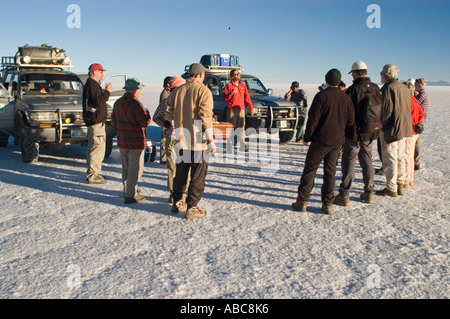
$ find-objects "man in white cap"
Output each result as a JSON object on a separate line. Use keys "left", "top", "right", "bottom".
{"left": 166, "top": 63, "right": 216, "bottom": 220}
{"left": 334, "top": 61, "right": 382, "bottom": 206}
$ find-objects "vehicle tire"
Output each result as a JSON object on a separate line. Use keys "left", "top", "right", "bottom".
{"left": 0, "top": 131, "right": 9, "bottom": 147}
{"left": 105, "top": 135, "right": 114, "bottom": 158}
{"left": 279, "top": 131, "right": 294, "bottom": 144}
{"left": 20, "top": 128, "right": 39, "bottom": 163}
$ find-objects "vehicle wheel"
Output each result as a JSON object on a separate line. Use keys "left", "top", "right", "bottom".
{"left": 0, "top": 131, "right": 9, "bottom": 147}
{"left": 20, "top": 128, "right": 39, "bottom": 163}
{"left": 105, "top": 135, "right": 114, "bottom": 158}
{"left": 279, "top": 131, "right": 294, "bottom": 144}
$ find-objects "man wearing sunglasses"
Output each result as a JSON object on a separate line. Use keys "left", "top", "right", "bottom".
{"left": 223, "top": 69, "right": 254, "bottom": 152}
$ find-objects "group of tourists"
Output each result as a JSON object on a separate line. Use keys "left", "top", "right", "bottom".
{"left": 81, "top": 60, "right": 429, "bottom": 219}
{"left": 292, "top": 62, "right": 428, "bottom": 215}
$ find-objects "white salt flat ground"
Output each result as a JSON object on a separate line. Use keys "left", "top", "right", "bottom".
{"left": 0, "top": 84, "right": 448, "bottom": 299}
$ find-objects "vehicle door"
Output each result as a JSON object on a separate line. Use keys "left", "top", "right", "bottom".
{"left": 101, "top": 74, "right": 127, "bottom": 107}
{"left": 0, "top": 74, "right": 17, "bottom": 134}
{"left": 205, "top": 74, "right": 227, "bottom": 122}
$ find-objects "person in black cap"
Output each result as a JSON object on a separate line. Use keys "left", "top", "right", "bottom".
{"left": 292, "top": 69, "right": 355, "bottom": 215}
{"left": 285, "top": 81, "right": 308, "bottom": 142}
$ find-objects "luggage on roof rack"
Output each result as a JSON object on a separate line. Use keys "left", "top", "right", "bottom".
{"left": 200, "top": 54, "right": 243, "bottom": 73}
{"left": 1, "top": 44, "right": 72, "bottom": 69}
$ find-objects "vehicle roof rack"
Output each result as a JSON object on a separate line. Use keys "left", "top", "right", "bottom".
{"left": 1, "top": 44, "right": 73, "bottom": 70}
{"left": 1, "top": 56, "right": 74, "bottom": 70}
{"left": 184, "top": 53, "right": 244, "bottom": 74}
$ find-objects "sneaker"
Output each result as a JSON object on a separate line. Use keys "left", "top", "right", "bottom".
{"left": 397, "top": 183, "right": 404, "bottom": 196}
{"left": 186, "top": 206, "right": 207, "bottom": 220}
{"left": 334, "top": 194, "right": 350, "bottom": 206}
{"left": 87, "top": 175, "right": 107, "bottom": 184}
{"left": 171, "top": 199, "right": 187, "bottom": 213}
{"left": 375, "top": 168, "right": 385, "bottom": 176}
{"left": 360, "top": 191, "right": 374, "bottom": 204}
{"left": 124, "top": 194, "right": 146, "bottom": 204}
{"left": 295, "top": 139, "right": 303, "bottom": 143}
{"left": 292, "top": 199, "right": 307, "bottom": 212}
{"left": 322, "top": 204, "right": 333, "bottom": 215}
{"left": 375, "top": 188, "right": 398, "bottom": 197}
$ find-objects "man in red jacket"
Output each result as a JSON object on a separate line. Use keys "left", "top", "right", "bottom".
{"left": 83, "top": 63, "right": 112, "bottom": 184}
{"left": 112, "top": 78, "right": 151, "bottom": 204}
{"left": 223, "top": 69, "right": 254, "bottom": 152}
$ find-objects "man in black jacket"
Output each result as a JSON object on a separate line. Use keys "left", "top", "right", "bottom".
{"left": 83, "top": 63, "right": 112, "bottom": 184}
{"left": 292, "top": 69, "right": 355, "bottom": 215}
{"left": 334, "top": 61, "right": 381, "bottom": 206}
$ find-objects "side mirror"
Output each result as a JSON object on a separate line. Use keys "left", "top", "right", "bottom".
{"left": 267, "top": 88, "right": 273, "bottom": 96}
{"left": 0, "top": 87, "right": 8, "bottom": 98}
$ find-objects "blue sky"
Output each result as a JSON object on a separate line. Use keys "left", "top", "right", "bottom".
{"left": 2, "top": 0, "right": 449, "bottom": 85}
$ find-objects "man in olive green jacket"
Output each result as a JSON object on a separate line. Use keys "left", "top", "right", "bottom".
{"left": 166, "top": 63, "right": 216, "bottom": 220}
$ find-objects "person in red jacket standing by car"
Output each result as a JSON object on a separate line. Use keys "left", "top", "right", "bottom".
{"left": 223, "top": 69, "right": 254, "bottom": 152}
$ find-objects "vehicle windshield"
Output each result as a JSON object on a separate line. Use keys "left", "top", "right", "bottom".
{"left": 20, "top": 73, "right": 83, "bottom": 96}
{"left": 220, "top": 75, "right": 268, "bottom": 95}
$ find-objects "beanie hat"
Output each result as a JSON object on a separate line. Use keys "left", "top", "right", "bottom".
{"left": 325, "top": 69, "right": 341, "bottom": 86}
{"left": 169, "top": 75, "right": 186, "bottom": 90}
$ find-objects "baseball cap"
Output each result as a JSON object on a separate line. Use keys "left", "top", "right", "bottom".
{"left": 189, "top": 63, "right": 208, "bottom": 76}
{"left": 123, "top": 77, "right": 145, "bottom": 91}
{"left": 89, "top": 63, "right": 107, "bottom": 72}
{"left": 348, "top": 61, "right": 367, "bottom": 74}
{"left": 291, "top": 81, "right": 300, "bottom": 87}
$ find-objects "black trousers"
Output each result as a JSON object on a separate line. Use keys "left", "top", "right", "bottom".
{"left": 173, "top": 150, "right": 209, "bottom": 209}
{"left": 297, "top": 142, "right": 341, "bottom": 205}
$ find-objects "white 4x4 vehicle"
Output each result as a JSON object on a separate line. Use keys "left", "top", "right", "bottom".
{"left": 0, "top": 44, "right": 126, "bottom": 163}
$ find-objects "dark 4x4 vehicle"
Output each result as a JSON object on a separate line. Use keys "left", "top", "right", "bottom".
{"left": 184, "top": 54, "right": 304, "bottom": 144}
{"left": 0, "top": 44, "right": 125, "bottom": 163}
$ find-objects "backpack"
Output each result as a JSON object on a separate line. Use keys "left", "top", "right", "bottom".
{"left": 357, "top": 86, "right": 383, "bottom": 134}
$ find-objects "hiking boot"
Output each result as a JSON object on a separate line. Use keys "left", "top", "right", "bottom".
{"left": 360, "top": 190, "right": 374, "bottom": 204}
{"left": 322, "top": 204, "right": 333, "bottom": 215}
{"left": 375, "top": 168, "right": 385, "bottom": 176}
{"left": 414, "top": 163, "right": 420, "bottom": 171}
{"left": 171, "top": 199, "right": 187, "bottom": 213}
{"left": 87, "top": 175, "right": 107, "bottom": 184}
{"left": 124, "top": 194, "right": 146, "bottom": 204}
{"left": 334, "top": 194, "right": 350, "bottom": 206}
{"left": 397, "top": 183, "right": 404, "bottom": 196}
{"left": 375, "top": 188, "right": 398, "bottom": 197}
{"left": 292, "top": 199, "right": 307, "bottom": 212}
{"left": 186, "top": 206, "right": 207, "bottom": 220}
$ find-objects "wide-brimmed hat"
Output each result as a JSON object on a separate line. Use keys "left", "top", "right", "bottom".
{"left": 123, "top": 77, "right": 144, "bottom": 91}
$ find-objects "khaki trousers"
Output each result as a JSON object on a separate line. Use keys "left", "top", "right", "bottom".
{"left": 166, "top": 138, "right": 190, "bottom": 192}
{"left": 86, "top": 123, "right": 106, "bottom": 180}
{"left": 381, "top": 131, "right": 406, "bottom": 192}
{"left": 405, "top": 134, "right": 419, "bottom": 186}
{"left": 120, "top": 148, "right": 145, "bottom": 198}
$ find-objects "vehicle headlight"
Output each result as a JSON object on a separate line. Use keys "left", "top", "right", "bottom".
{"left": 23, "top": 56, "right": 32, "bottom": 64}
{"left": 29, "top": 111, "right": 58, "bottom": 122}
